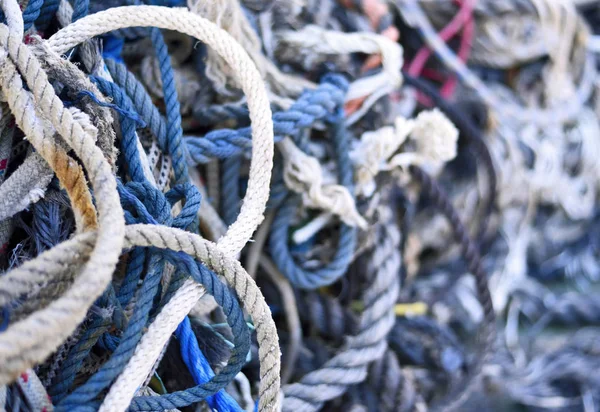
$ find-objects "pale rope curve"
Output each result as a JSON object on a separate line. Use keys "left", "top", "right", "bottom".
{"left": 0, "top": 3, "right": 125, "bottom": 386}
{"left": 103, "top": 224, "right": 281, "bottom": 412}
{"left": 45, "top": 5, "right": 278, "bottom": 410}
{"left": 47, "top": 5, "right": 274, "bottom": 257}
{"left": 0, "top": 224, "right": 281, "bottom": 411}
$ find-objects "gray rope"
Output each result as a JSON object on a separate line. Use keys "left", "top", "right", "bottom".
{"left": 282, "top": 200, "right": 400, "bottom": 411}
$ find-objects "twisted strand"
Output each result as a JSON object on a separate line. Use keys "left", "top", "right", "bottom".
{"left": 0, "top": 15, "right": 124, "bottom": 384}
{"left": 282, "top": 203, "right": 400, "bottom": 411}
{"left": 185, "top": 75, "right": 347, "bottom": 164}
{"left": 150, "top": 27, "right": 188, "bottom": 184}
{"left": 47, "top": 4, "right": 275, "bottom": 257}
{"left": 105, "top": 58, "right": 168, "bottom": 153}
{"left": 270, "top": 116, "right": 357, "bottom": 289}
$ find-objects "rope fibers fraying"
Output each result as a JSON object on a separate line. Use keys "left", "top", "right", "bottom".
{"left": 0, "top": 0, "right": 599, "bottom": 411}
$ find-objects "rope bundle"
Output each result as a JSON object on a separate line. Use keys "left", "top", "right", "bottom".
{"left": 0, "top": 0, "right": 599, "bottom": 411}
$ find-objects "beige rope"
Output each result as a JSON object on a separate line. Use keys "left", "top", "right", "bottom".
{"left": 47, "top": 5, "right": 274, "bottom": 257}
{"left": 0, "top": 0, "right": 124, "bottom": 384}
{"left": 45, "top": 5, "right": 279, "bottom": 410}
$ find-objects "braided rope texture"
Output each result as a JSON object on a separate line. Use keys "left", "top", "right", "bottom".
{"left": 1, "top": 1, "right": 597, "bottom": 412}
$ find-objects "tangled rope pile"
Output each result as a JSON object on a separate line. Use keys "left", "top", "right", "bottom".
{"left": 0, "top": 0, "right": 600, "bottom": 411}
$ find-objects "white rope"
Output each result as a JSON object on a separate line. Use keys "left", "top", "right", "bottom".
{"left": 48, "top": 5, "right": 275, "bottom": 257}
{"left": 45, "top": 6, "right": 277, "bottom": 410}
{"left": 279, "top": 137, "right": 367, "bottom": 228}
{"left": 0, "top": 0, "right": 124, "bottom": 384}
{"left": 351, "top": 109, "right": 458, "bottom": 196}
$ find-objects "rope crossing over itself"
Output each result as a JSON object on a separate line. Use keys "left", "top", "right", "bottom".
{"left": 0, "top": 0, "right": 598, "bottom": 411}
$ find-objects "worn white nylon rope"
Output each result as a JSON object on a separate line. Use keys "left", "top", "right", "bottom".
{"left": 278, "top": 25, "right": 404, "bottom": 125}
{"left": 279, "top": 137, "right": 367, "bottom": 228}
{"left": 44, "top": 5, "right": 278, "bottom": 410}
{"left": 47, "top": 4, "right": 274, "bottom": 257}
{"left": 0, "top": 0, "right": 125, "bottom": 385}
{"left": 0, "top": 5, "right": 278, "bottom": 410}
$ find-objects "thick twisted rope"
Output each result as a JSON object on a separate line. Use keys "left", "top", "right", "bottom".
{"left": 282, "top": 202, "right": 400, "bottom": 411}
{"left": 0, "top": 2, "right": 124, "bottom": 384}
{"left": 47, "top": 4, "right": 274, "bottom": 257}
{"left": 185, "top": 74, "right": 347, "bottom": 164}
{"left": 149, "top": 27, "right": 189, "bottom": 184}
{"left": 368, "top": 349, "right": 422, "bottom": 412}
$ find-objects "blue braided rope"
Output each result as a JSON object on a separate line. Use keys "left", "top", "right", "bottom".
{"left": 22, "top": 0, "right": 43, "bottom": 32}
{"left": 51, "top": 182, "right": 197, "bottom": 404}
{"left": 185, "top": 74, "right": 348, "bottom": 164}
{"left": 35, "top": 0, "right": 60, "bottom": 32}
{"left": 71, "top": 0, "right": 89, "bottom": 22}
{"left": 91, "top": 76, "right": 147, "bottom": 183}
{"left": 193, "top": 102, "right": 252, "bottom": 126}
{"left": 176, "top": 317, "right": 243, "bottom": 412}
{"left": 104, "top": 59, "right": 168, "bottom": 153}
{"left": 269, "top": 112, "right": 357, "bottom": 289}
{"left": 221, "top": 155, "right": 242, "bottom": 226}
{"left": 116, "top": 248, "right": 146, "bottom": 306}
{"left": 150, "top": 28, "right": 189, "bottom": 184}
{"left": 56, "top": 182, "right": 169, "bottom": 408}
{"left": 164, "top": 183, "right": 202, "bottom": 230}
